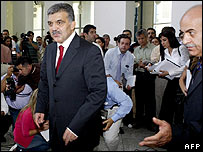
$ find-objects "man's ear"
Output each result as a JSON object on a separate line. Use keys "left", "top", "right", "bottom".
{"left": 71, "top": 21, "right": 76, "bottom": 31}
{"left": 83, "top": 32, "right": 87, "bottom": 36}
{"left": 28, "top": 64, "right": 32, "bottom": 71}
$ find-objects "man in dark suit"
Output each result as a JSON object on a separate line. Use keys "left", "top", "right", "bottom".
{"left": 139, "top": 5, "right": 202, "bottom": 151}
{"left": 34, "top": 3, "right": 107, "bottom": 151}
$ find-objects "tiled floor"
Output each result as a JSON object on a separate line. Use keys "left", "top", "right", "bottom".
{"left": 1, "top": 125, "right": 166, "bottom": 151}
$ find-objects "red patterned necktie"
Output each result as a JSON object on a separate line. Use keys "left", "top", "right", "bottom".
{"left": 56, "top": 45, "right": 64, "bottom": 74}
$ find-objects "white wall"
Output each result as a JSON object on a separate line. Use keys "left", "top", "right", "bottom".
{"left": 94, "top": 1, "right": 126, "bottom": 46}
{"left": 171, "top": 1, "right": 202, "bottom": 37}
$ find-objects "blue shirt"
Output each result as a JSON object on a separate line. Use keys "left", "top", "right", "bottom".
{"left": 104, "top": 46, "right": 134, "bottom": 81}
{"left": 104, "top": 77, "right": 133, "bottom": 122}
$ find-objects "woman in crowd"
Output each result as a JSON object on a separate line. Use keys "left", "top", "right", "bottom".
{"left": 12, "top": 35, "right": 21, "bottom": 58}
{"left": 14, "top": 89, "right": 50, "bottom": 151}
{"left": 95, "top": 36, "right": 108, "bottom": 56}
{"left": 158, "top": 30, "right": 189, "bottom": 125}
{"left": 3, "top": 36, "right": 12, "bottom": 50}
{"left": 151, "top": 37, "right": 160, "bottom": 46}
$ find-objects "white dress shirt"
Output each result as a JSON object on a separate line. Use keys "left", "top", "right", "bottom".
{"left": 158, "top": 45, "right": 189, "bottom": 78}
{"left": 55, "top": 31, "right": 76, "bottom": 67}
{"left": 104, "top": 46, "right": 134, "bottom": 81}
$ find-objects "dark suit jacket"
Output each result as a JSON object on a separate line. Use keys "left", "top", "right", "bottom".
{"left": 35, "top": 34, "right": 107, "bottom": 150}
{"left": 169, "top": 67, "right": 202, "bottom": 151}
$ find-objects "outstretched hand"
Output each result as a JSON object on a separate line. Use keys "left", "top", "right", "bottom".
{"left": 139, "top": 117, "right": 172, "bottom": 148}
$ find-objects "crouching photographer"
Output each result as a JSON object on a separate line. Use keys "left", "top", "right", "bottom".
{"left": 1, "top": 65, "right": 33, "bottom": 130}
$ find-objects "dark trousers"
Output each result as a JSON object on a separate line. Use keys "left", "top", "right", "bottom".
{"left": 51, "top": 127, "right": 98, "bottom": 152}
{"left": 159, "top": 78, "right": 184, "bottom": 125}
{"left": 0, "top": 114, "right": 12, "bottom": 140}
{"left": 134, "top": 71, "right": 156, "bottom": 127}
{"left": 9, "top": 106, "right": 21, "bottom": 131}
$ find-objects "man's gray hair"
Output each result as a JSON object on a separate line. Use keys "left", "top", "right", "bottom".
{"left": 136, "top": 29, "right": 148, "bottom": 37}
{"left": 47, "top": 3, "right": 75, "bottom": 22}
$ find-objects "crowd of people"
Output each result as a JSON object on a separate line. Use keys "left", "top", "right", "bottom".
{"left": 1, "top": 3, "right": 202, "bottom": 152}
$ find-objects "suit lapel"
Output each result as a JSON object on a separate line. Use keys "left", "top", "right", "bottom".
{"left": 48, "top": 42, "right": 57, "bottom": 79}
{"left": 56, "top": 34, "right": 80, "bottom": 78}
{"left": 187, "top": 68, "right": 202, "bottom": 96}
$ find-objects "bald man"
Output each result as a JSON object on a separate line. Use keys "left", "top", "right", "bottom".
{"left": 139, "top": 5, "right": 202, "bottom": 151}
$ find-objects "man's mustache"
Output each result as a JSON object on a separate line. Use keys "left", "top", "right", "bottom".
{"left": 52, "top": 31, "right": 61, "bottom": 35}
{"left": 185, "top": 44, "right": 196, "bottom": 48}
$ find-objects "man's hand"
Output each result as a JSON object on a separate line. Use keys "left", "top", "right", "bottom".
{"left": 138, "top": 60, "right": 145, "bottom": 68}
{"left": 1, "top": 111, "right": 5, "bottom": 116}
{"left": 179, "top": 67, "right": 188, "bottom": 96}
{"left": 7, "top": 66, "right": 14, "bottom": 76}
{"left": 114, "top": 80, "right": 122, "bottom": 88}
{"left": 139, "top": 117, "right": 172, "bottom": 148}
{"left": 145, "top": 63, "right": 152, "bottom": 71}
{"left": 39, "top": 120, "right": 49, "bottom": 131}
{"left": 63, "top": 128, "right": 78, "bottom": 146}
{"left": 159, "top": 70, "right": 169, "bottom": 77}
{"left": 103, "top": 118, "right": 114, "bottom": 131}
{"left": 1, "top": 65, "right": 14, "bottom": 92}
{"left": 34, "top": 113, "right": 45, "bottom": 128}
{"left": 126, "top": 85, "right": 131, "bottom": 90}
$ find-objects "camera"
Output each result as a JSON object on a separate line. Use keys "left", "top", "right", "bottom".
{"left": 114, "top": 36, "right": 118, "bottom": 42}
{"left": 20, "top": 33, "right": 29, "bottom": 42}
{"left": 44, "top": 31, "right": 53, "bottom": 44}
{"left": 4, "top": 78, "right": 16, "bottom": 101}
{"left": 13, "top": 66, "right": 19, "bottom": 72}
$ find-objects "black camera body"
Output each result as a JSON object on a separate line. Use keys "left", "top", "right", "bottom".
{"left": 20, "top": 33, "right": 29, "bottom": 42}
{"left": 13, "top": 66, "right": 19, "bottom": 72}
{"left": 4, "top": 78, "right": 16, "bottom": 101}
{"left": 44, "top": 32, "right": 53, "bottom": 44}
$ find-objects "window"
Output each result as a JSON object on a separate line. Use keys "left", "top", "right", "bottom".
{"left": 73, "top": 1, "right": 94, "bottom": 35}
{"left": 153, "top": 1, "right": 172, "bottom": 35}
{"left": 33, "top": 2, "right": 43, "bottom": 40}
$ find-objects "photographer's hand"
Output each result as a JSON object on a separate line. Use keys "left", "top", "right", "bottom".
{"left": 28, "top": 37, "right": 39, "bottom": 51}
{"left": 7, "top": 65, "right": 14, "bottom": 76}
{"left": 15, "top": 85, "right": 25, "bottom": 94}
{"left": 1, "top": 66, "right": 14, "bottom": 92}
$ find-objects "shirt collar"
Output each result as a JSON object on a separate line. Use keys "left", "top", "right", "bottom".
{"left": 116, "top": 46, "right": 126, "bottom": 56}
{"left": 57, "top": 31, "right": 76, "bottom": 49}
{"left": 138, "top": 42, "right": 150, "bottom": 49}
